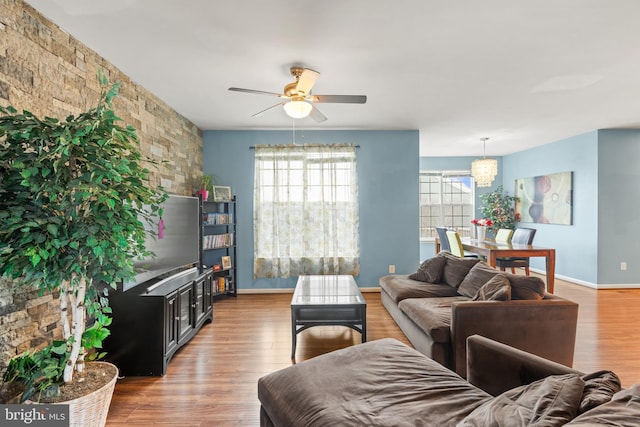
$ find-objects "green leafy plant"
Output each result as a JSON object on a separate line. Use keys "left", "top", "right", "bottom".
{"left": 0, "top": 71, "right": 167, "bottom": 401}
{"left": 478, "top": 185, "right": 520, "bottom": 232}
{"left": 199, "top": 174, "right": 215, "bottom": 192}
{"left": 2, "top": 341, "right": 68, "bottom": 402}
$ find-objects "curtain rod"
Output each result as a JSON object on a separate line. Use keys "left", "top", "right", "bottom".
{"left": 249, "top": 144, "right": 360, "bottom": 149}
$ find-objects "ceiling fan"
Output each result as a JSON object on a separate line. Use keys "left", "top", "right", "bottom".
{"left": 228, "top": 67, "right": 367, "bottom": 122}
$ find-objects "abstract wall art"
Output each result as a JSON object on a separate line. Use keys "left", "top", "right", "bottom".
{"left": 515, "top": 171, "right": 573, "bottom": 225}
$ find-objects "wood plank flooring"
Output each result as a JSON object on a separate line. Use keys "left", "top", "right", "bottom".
{"left": 105, "top": 277, "right": 640, "bottom": 426}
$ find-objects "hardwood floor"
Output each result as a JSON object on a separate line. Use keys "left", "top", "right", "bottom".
{"left": 105, "top": 278, "right": 640, "bottom": 426}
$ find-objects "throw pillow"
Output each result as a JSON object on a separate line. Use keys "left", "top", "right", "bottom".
{"left": 458, "top": 374, "right": 585, "bottom": 427}
{"left": 566, "top": 384, "right": 640, "bottom": 426}
{"left": 408, "top": 255, "right": 447, "bottom": 283}
{"left": 579, "top": 370, "right": 622, "bottom": 414}
{"left": 472, "top": 274, "right": 511, "bottom": 301}
{"left": 440, "top": 252, "right": 481, "bottom": 288}
{"left": 457, "top": 262, "right": 502, "bottom": 298}
{"left": 508, "top": 275, "right": 546, "bottom": 300}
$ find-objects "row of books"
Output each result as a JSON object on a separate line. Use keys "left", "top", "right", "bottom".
{"left": 213, "top": 277, "right": 230, "bottom": 294}
{"left": 203, "top": 213, "right": 233, "bottom": 225}
{"left": 203, "top": 233, "right": 234, "bottom": 250}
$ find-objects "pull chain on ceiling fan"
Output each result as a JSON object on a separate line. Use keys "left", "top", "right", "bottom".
{"left": 228, "top": 67, "right": 367, "bottom": 122}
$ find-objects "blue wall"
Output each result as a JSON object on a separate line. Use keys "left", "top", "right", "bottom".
{"left": 418, "top": 156, "right": 504, "bottom": 260}
{"left": 202, "top": 130, "right": 420, "bottom": 289}
{"left": 597, "top": 130, "right": 640, "bottom": 284}
{"left": 503, "top": 132, "right": 599, "bottom": 284}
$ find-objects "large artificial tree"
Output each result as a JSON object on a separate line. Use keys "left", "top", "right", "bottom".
{"left": 0, "top": 73, "right": 166, "bottom": 400}
{"left": 478, "top": 185, "right": 520, "bottom": 233}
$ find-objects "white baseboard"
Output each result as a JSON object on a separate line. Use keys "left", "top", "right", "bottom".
{"left": 530, "top": 268, "right": 640, "bottom": 289}
{"left": 237, "top": 287, "right": 382, "bottom": 295}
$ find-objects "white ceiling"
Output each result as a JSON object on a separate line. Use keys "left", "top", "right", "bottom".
{"left": 25, "top": 0, "right": 640, "bottom": 156}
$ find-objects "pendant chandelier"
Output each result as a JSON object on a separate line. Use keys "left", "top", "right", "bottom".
{"left": 471, "top": 137, "right": 498, "bottom": 187}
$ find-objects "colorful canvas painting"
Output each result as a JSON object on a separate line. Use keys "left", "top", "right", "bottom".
{"left": 515, "top": 171, "right": 573, "bottom": 225}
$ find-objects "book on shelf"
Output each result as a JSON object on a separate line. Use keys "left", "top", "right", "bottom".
{"left": 214, "top": 277, "right": 228, "bottom": 293}
{"left": 202, "top": 233, "right": 234, "bottom": 250}
{"left": 203, "top": 213, "right": 232, "bottom": 225}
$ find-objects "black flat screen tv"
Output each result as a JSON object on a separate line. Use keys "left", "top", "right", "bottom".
{"left": 124, "top": 194, "right": 200, "bottom": 291}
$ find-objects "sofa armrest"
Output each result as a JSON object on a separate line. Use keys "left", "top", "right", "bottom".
{"left": 466, "top": 334, "right": 583, "bottom": 396}
{"left": 450, "top": 298, "right": 578, "bottom": 379}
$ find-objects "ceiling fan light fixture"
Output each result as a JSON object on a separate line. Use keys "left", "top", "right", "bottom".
{"left": 283, "top": 100, "right": 312, "bottom": 119}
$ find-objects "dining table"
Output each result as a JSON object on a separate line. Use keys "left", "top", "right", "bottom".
{"left": 435, "top": 237, "right": 556, "bottom": 293}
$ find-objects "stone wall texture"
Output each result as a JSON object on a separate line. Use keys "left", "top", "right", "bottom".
{"left": 0, "top": 0, "right": 204, "bottom": 371}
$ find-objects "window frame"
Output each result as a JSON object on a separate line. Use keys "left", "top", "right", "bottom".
{"left": 419, "top": 170, "right": 475, "bottom": 242}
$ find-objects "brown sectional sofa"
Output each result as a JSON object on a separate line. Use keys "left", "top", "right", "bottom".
{"left": 258, "top": 335, "right": 635, "bottom": 426}
{"left": 380, "top": 251, "right": 579, "bottom": 378}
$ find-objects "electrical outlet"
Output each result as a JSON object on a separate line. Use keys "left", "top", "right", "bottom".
{"left": 389, "top": 264, "right": 395, "bottom": 274}
{"left": 621, "top": 262, "right": 627, "bottom": 271}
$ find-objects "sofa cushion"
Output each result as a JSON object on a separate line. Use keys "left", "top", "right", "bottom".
{"left": 508, "top": 275, "right": 546, "bottom": 300}
{"left": 379, "top": 274, "right": 460, "bottom": 304}
{"left": 566, "top": 384, "right": 640, "bottom": 426}
{"left": 579, "top": 370, "right": 622, "bottom": 414}
{"left": 440, "top": 252, "right": 481, "bottom": 288}
{"left": 472, "top": 274, "right": 511, "bottom": 301}
{"left": 408, "top": 253, "right": 447, "bottom": 283}
{"left": 398, "top": 297, "right": 469, "bottom": 343}
{"left": 459, "top": 373, "right": 585, "bottom": 427}
{"left": 258, "top": 338, "right": 492, "bottom": 427}
{"left": 458, "top": 262, "right": 501, "bottom": 298}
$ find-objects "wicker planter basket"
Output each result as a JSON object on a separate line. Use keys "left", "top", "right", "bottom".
{"left": 63, "top": 361, "right": 118, "bottom": 427}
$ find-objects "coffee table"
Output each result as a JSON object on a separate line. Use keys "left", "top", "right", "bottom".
{"left": 291, "top": 275, "right": 367, "bottom": 359}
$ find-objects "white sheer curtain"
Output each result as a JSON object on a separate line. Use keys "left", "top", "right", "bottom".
{"left": 253, "top": 144, "right": 360, "bottom": 278}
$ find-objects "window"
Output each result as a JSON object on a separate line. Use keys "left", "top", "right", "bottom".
{"left": 419, "top": 171, "right": 475, "bottom": 240}
{"left": 253, "top": 144, "right": 360, "bottom": 278}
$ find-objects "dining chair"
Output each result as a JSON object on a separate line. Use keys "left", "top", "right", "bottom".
{"left": 446, "top": 230, "right": 479, "bottom": 259}
{"left": 495, "top": 228, "right": 513, "bottom": 244}
{"left": 496, "top": 227, "right": 537, "bottom": 275}
{"left": 436, "top": 227, "right": 451, "bottom": 252}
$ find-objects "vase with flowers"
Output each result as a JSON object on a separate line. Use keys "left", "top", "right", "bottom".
{"left": 471, "top": 218, "right": 493, "bottom": 242}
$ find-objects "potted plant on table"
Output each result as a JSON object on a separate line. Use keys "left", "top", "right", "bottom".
{"left": 0, "top": 72, "right": 166, "bottom": 426}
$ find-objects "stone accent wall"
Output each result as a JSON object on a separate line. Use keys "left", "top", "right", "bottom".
{"left": 0, "top": 0, "right": 204, "bottom": 371}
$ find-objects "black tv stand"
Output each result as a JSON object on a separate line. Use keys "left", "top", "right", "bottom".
{"left": 106, "top": 267, "right": 213, "bottom": 376}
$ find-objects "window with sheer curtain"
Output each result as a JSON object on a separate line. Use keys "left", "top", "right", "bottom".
{"left": 253, "top": 144, "right": 360, "bottom": 278}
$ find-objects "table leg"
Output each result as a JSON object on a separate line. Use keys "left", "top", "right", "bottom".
{"left": 488, "top": 251, "right": 497, "bottom": 267}
{"left": 291, "top": 309, "right": 297, "bottom": 360}
{"left": 361, "top": 307, "right": 367, "bottom": 343}
{"left": 546, "top": 249, "right": 556, "bottom": 294}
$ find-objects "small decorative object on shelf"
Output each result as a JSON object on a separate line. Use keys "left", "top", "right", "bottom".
{"left": 196, "top": 174, "right": 215, "bottom": 201}
{"left": 221, "top": 256, "right": 232, "bottom": 270}
{"left": 212, "top": 185, "right": 232, "bottom": 202}
{"left": 200, "top": 195, "right": 237, "bottom": 298}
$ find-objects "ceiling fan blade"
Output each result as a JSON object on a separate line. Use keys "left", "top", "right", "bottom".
{"left": 308, "top": 94, "right": 367, "bottom": 104}
{"left": 252, "top": 103, "right": 285, "bottom": 117}
{"left": 309, "top": 105, "right": 327, "bottom": 123}
{"left": 296, "top": 69, "right": 320, "bottom": 94}
{"left": 229, "top": 87, "right": 284, "bottom": 97}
